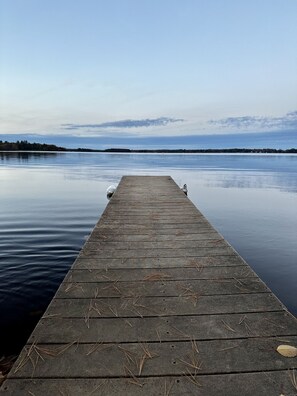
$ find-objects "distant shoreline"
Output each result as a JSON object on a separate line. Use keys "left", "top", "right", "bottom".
{"left": 0, "top": 140, "right": 296, "bottom": 154}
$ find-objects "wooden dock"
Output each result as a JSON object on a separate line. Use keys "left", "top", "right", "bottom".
{"left": 1, "top": 176, "right": 297, "bottom": 395}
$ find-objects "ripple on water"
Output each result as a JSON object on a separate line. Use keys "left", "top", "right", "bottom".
{"left": 0, "top": 213, "right": 96, "bottom": 355}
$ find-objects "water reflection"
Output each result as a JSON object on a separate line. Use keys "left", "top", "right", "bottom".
{"left": 2, "top": 151, "right": 297, "bottom": 171}
{"left": 198, "top": 171, "right": 297, "bottom": 193}
{"left": 0, "top": 151, "right": 58, "bottom": 161}
{"left": 3, "top": 151, "right": 296, "bottom": 192}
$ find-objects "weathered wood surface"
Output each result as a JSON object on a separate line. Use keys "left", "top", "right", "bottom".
{"left": 2, "top": 175, "right": 297, "bottom": 395}
{"left": 2, "top": 372, "right": 297, "bottom": 396}
{"left": 56, "top": 278, "right": 268, "bottom": 298}
{"left": 64, "top": 265, "right": 256, "bottom": 282}
{"left": 74, "top": 255, "right": 246, "bottom": 269}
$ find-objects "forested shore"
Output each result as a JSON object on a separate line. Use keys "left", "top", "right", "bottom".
{"left": 0, "top": 140, "right": 296, "bottom": 153}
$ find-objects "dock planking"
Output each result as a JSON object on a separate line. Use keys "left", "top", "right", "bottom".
{"left": 1, "top": 175, "right": 297, "bottom": 395}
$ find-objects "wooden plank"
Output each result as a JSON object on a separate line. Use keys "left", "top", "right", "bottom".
{"left": 83, "top": 239, "right": 226, "bottom": 250}
{"left": 78, "top": 246, "right": 235, "bottom": 259}
{"left": 107, "top": 205, "right": 195, "bottom": 211}
{"left": 43, "top": 293, "right": 283, "bottom": 319}
{"left": 2, "top": 371, "right": 297, "bottom": 396}
{"left": 64, "top": 266, "right": 256, "bottom": 282}
{"left": 73, "top": 255, "right": 250, "bottom": 269}
{"left": 100, "top": 210, "right": 205, "bottom": 216}
{"left": 96, "top": 223, "right": 213, "bottom": 230}
{"left": 56, "top": 278, "right": 268, "bottom": 299}
{"left": 110, "top": 198, "right": 189, "bottom": 204}
{"left": 29, "top": 311, "right": 296, "bottom": 344}
{"left": 88, "top": 231, "right": 222, "bottom": 242}
{"left": 104, "top": 209, "right": 201, "bottom": 214}
{"left": 100, "top": 216, "right": 206, "bottom": 223}
{"left": 97, "top": 221, "right": 211, "bottom": 228}
{"left": 9, "top": 337, "right": 297, "bottom": 378}
{"left": 95, "top": 225, "right": 215, "bottom": 235}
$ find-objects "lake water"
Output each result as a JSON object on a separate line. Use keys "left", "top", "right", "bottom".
{"left": 0, "top": 152, "right": 296, "bottom": 359}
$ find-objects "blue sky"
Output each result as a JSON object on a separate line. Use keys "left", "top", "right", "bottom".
{"left": 1, "top": 0, "right": 297, "bottom": 148}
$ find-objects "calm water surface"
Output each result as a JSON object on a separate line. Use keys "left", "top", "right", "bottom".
{"left": 0, "top": 152, "right": 296, "bottom": 357}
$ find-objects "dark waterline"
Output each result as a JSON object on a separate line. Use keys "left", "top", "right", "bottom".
{"left": 0, "top": 152, "right": 296, "bottom": 359}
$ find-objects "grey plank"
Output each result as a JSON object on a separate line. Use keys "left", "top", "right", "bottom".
{"left": 100, "top": 209, "right": 204, "bottom": 216}
{"left": 99, "top": 216, "right": 205, "bottom": 224}
{"left": 107, "top": 208, "right": 201, "bottom": 213}
{"left": 94, "top": 225, "right": 215, "bottom": 235}
{"left": 110, "top": 198, "right": 189, "bottom": 204}
{"left": 29, "top": 311, "right": 296, "bottom": 344}
{"left": 83, "top": 239, "right": 226, "bottom": 251}
{"left": 9, "top": 337, "right": 297, "bottom": 378}
{"left": 2, "top": 371, "right": 296, "bottom": 396}
{"left": 64, "top": 266, "right": 255, "bottom": 282}
{"left": 43, "top": 293, "right": 283, "bottom": 319}
{"left": 56, "top": 278, "right": 268, "bottom": 299}
{"left": 105, "top": 209, "right": 201, "bottom": 215}
{"left": 96, "top": 222, "right": 213, "bottom": 230}
{"left": 73, "top": 255, "right": 247, "bottom": 269}
{"left": 88, "top": 232, "right": 221, "bottom": 242}
{"left": 98, "top": 219, "right": 210, "bottom": 226}
{"left": 78, "top": 246, "right": 235, "bottom": 259}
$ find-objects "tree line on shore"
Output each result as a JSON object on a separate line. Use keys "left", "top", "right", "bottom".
{"left": 0, "top": 140, "right": 66, "bottom": 151}
{"left": 0, "top": 140, "right": 296, "bottom": 153}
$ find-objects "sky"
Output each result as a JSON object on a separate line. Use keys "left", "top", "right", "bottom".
{"left": 1, "top": 0, "right": 297, "bottom": 148}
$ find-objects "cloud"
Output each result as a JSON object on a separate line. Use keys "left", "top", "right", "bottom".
{"left": 62, "top": 117, "right": 184, "bottom": 130}
{"left": 209, "top": 111, "right": 297, "bottom": 131}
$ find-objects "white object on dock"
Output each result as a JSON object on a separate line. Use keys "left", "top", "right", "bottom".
{"left": 181, "top": 183, "right": 188, "bottom": 195}
{"left": 106, "top": 185, "right": 117, "bottom": 200}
